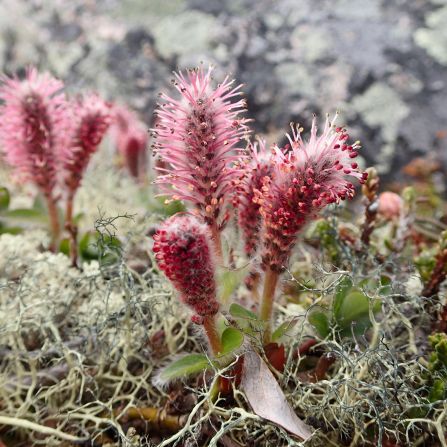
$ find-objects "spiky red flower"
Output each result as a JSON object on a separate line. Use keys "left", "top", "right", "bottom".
{"left": 111, "top": 105, "right": 148, "bottom": 180}
{"left": 236, "top": 139, "right": 272, "bottom": 258}
{"left": 0, "top": 68, "right": 68, "bottom": 196}
{"left": 62, "top": 94, "right": 111, "bottom": 195}
{"left": 152, "top": 66, "right": 248, "bottom": 227}
{"left": 256, "top": 115, "right": 368, "bottom": 272}
{"left": 153, "top": 214, "right": 219, "bottom": 322}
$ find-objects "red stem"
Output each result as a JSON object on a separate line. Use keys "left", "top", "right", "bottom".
{"left": 203, "top": 315, "right": 222, "bottom": 356}
{"left": 46, "top": 194, "right": 60, "bottom": 252}
{"left": 65, "top": 192, "right": 78, "bottom": 267}
{"left": 209, "top": 220, "right": 223, "bottom": 264}
{"left": 260, "top": 267, "right": 280, "bottom": 342}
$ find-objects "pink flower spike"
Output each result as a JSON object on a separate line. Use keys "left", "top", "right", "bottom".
{"left": 0, "top": 67, "right": 68, "bottom": 248}
{"left": 258, "top": 114, "right": 366, "bottom": 272}
{"left": 111, "top": 104, "right": 148, "bottom": 181}
{"left": 62, "top": 94, "right": 112, "bottom": 195}
{"left": 0, "top": 67, "right": 67, "bottom": 196}
{"left": 236, "top": 139, "right": 272, "bottom": 258}
{"left": 153, "top": 214, "right": 219, "bottom": 322}
{"left": 152, "top": 66, "right": 249, "bottom": 228}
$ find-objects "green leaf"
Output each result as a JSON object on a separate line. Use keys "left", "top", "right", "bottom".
{"left": 157, "top": 354, "right": 210, "bottom": 384}
{"left": 0, "top": 187, "right": 10, "bottom": 211}
{"left": 79, "top": 232, "right": 100, "bottom": 260}
{"left": 333, "top": 277, "right": 353, "bottom": 320}
{"left": 59, "top": 238, "right": 70, "bottom": 256}
{"left": 229, "top": 303, "right": 259, "bottom": 321}
{"left": 2, "top": 208, "right": 47, "bottom": 221}
{"left": 220, "top": 327, "right": 244, "bottom": 355}
{"left": 1, "top": 208, "right": 48, "bottom": 226}
{"left": 272, "top": 319, "right": 297, "bottom": 342}
{"left": 334, "top": 289, "right": 380, "bottom": 337}
{"left": 308, "top": 308, "right": 331, "bottom": 338}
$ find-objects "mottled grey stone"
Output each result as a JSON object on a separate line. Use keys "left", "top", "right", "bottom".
{"left": 0, "top": 0, "right": 446, "bottom": 179}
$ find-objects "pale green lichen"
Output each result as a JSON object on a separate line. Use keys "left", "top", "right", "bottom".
{"left": 290, "top": 26, "right": 331, "bottom": 63}
{"left": 351, "top": 83, "right": 410, "bottom": 142}
{"left": 275, "top": 63, "right": 317, "bottom": 97}
{"left": 414, "top": 6, "right": 447, "bottom": 66}
{"left": 152, "top": 11, "right": 218, "bottom": 59}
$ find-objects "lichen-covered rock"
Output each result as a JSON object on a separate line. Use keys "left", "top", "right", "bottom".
{"left": 1, "top": 0, "right": 446, "bottom": 178}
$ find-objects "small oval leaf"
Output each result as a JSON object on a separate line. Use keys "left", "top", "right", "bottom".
{"left": 157, "top": 354, "right": 210, "bottom": 384}
{"left": 271, "top": 319, "right": 297, "bottom": 342}
{"left": 308, "top": 308, "right": 331, "bottom": 338}
{"left": 220, "top": 327, "right": 244, "bottom": 355}
{"left": 229, "top": 303, "right": 258, "bottom": 321}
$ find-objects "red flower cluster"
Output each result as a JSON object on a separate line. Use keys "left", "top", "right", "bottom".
{"left": 111, "top": 105, "right": 148, "bottom": 180}
{"left": 153, "top": 214, "right": 219, "bottom": 323}
{"left": 152, "top": 66, "right": 248, "bottom": 228}
{"left": 0, "top": 68, "right": 68, "bottom": 198}
{"left": 237, "top": 140, "right": 272, "bottom": 258}
{"left": 63, "top": 94, "right": 112, "bottom": 195}
{"left": 256, "top": 116, "right": 368, "bottom": 272}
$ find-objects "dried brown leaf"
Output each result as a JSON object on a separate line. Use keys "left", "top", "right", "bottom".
{"left": 240, "top": 349, "right": 312, "bottom": 441}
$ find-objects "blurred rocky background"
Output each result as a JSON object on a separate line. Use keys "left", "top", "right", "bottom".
{"left": 1, "top": 0, "right": 447, "bottom": 180}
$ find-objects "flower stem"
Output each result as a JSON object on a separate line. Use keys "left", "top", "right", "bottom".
{"left": 209, "top": 220, "right": 223, "bottom": 264}
{"left": 46, "top": 194, "right": 60, "bottom": 252}
{"left": 260, "top": 267, "right": 280, "bottom": 342}
{"left": 203, "top": 315, "right": 222, "bottom": 355}
{"left": 65, "top": 192, "right": 78, "bottom": 267}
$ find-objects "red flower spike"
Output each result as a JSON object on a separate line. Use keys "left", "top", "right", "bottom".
{"left": 62, "top": 94, "right": 112, "bottom": 195}
{"left": 111, "top": 104, "right": 148, "bottom": 180}
{"left": 0, "top": 67, "right": 68, "bottom": 196}
{"left": 257, "top": 114, "right": 366, "bottom": 272}
{"left": 153, "top": 214, "right": 219, "bottom": 320}
{"left": 236, "top": 139, "right": 272, "bottom": 258}
{"left": 152, "top": 66, "right": 248, "bottom": 227}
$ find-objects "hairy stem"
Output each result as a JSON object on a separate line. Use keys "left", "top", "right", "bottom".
{"left": 203, "top": 315, "right": 222, "bottom": 355}
{"left": 260, "top": 267, "right": 280, "bottom": 342}
{"left": 209, "top": 220, "right": 223, "bottom": 264}
{"left": 65, "top": 192, "right": 78, "bottom": 267}
{"left": 46, "top": 194, "right": 60, "bottom": 251}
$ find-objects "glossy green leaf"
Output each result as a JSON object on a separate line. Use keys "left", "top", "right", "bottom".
{"left": 157, "top": 354, "right": 210, "bottom": 383}
{"left": 229, "top": 303, "right": 259, "bottom": 320}
{"left": 0, "top": 187, "right": 10, "bottom": 211}
{"left": 272, "top": 319, "right": 297, "bottom": 342}
{"left": 220, "top": 327, "right": 244, "bottom": 355}
{"left": 308, "top": 309, "right": 331, "bottom": 338}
